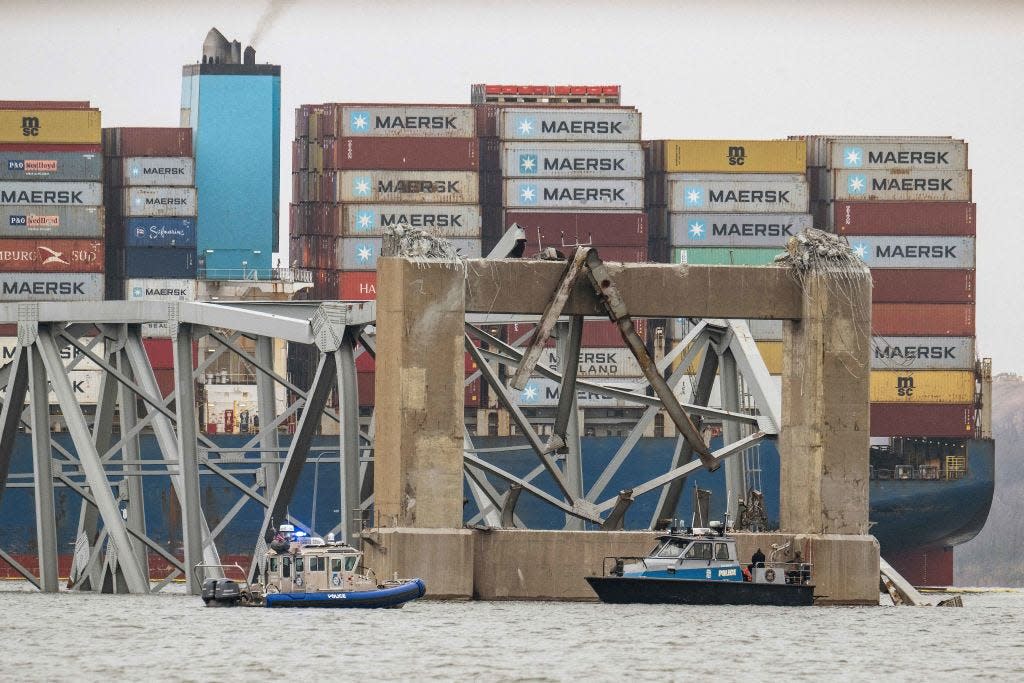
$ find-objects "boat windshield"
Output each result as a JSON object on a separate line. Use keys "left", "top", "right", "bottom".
{"left": 654, "top": 538, "right": 689, "bottom": 558}
{"left": 683, "top": 541, "right": 713, "bottom": 560}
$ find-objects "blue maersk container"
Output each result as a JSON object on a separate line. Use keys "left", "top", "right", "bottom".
{"left": 124, "top": 217, "right": 197, "bottom": 248}
{"left": 181, "top": 62, "right": 280, "bottom": 278}
{"left": 121, "top": 247, "right": 197, "bottom": 279}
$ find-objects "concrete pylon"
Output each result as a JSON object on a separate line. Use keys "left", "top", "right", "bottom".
{"left": 780, "top": 267, "right": 872, "bottom": 534}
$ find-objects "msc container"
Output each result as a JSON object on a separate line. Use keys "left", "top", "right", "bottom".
{"left": 669, "top": 212, "right": 812, "bottom": 247}
{"left": 119, "top": 248, "right": 196, "bottom": 279}
{"left": 341, "top": 204, "right": 482, "bottom": 237}
{"left": 120, "top": 187, "right": 197, "bottom": 217}
{"left": 338, "top": 105, "right": 476, "bottom": 138}
{"left": 503, "top": 179, "right": 643, "bottom": 209}
{"left": 850, "top": 236, "right": 974, "bottom": 269}
{"left": 831, "top": 170, "right": 972, "bottom": 201}
{"left": 110, "top": 157, "right": 195, "bottom": 187}
{"left": 673, "top": 247, "right": 783, "bottom": 266}
{"left": 124, "top": 217, "right": 197, "bottom": 248}
{"left": 0, "top": 205, "right": 103, "bottom": 238}
{"left": 500, "top": 142, "right": 644, "bottom": 178}
{"left": 663, "top": 140, "right": 806, "bottom": 173}
{"left": 872, "top": 303, "right": 974, "bottom": 336}
{"left": 0, "top": 150, "right": 102, "bottom": 181}
{"left": 504, "top": 211, "right": 647, "bottom": 247}
{"left": 0, "top": 238, "right": 103, "bottom": 273}
{"left": 869, "top": 403, "right": 975, "bottom": 438}
{"left": 336, "top": 237, "right": 481, "bottom": 270}
{"left": 338, "top": 271, "right": 377, "bottom": 300}
{"left": 102, "top": 128, "right": 192, "bottom": 157}
{"left": 500, "top": 108, "right": 641, "bottom": 142}
{"left": 0, "top": 181, "right": 102, "bottom": 206}
{"left": 0, "top": 109, "right": 101, "bottom": 144}
{"left": 667, "top": 178, "right": 808, "bottom": 213}
{"left": 324, "top": 137, "right": 478, "bottom": 171}
{"left": 825, "top": 141, "right": 967, "bottom": 170}
{"left": 332, "top": 171, "right": 478, "bottom": 204}
{"left": 833, "top": 201, "right": 976, "bottom": 236}
{"left": 0, "top": 272, "right": 103, "bottom": 301}
{"left": 871, "top": 336, "right": 975, "bottom": 370}
{"left": 871, "top": 269, "right": 974, "bottom": 303}
{"left": 869, "top": 370, "right": 975, "bottom": 403}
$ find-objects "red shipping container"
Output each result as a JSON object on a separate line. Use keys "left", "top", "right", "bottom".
{"left": 505, "top": 211, "right": 647, "bottom": 248}
{"left": 338, "top": 271, "right": 377, "bottom": 301}
{"left": 0, "top": 238, "right": 103, "bottom": 273}
{"left": 870, "top": 403, "right": 975, "bottom": 437}
{"left": 143, "top": 339, "right": 199, "bottom": 369}
{"left": 358, "top": 371, "right": 375, "bottom": 407}
{"left": 355, "top": 349, "right": 375, "bottom": 372}
{"left": 872, "top": 269, "right": 974, "bottom": 303}
{"left": 103, "top": 127, "right": 192, "bottom": 157}
{"left": 872, "top": 303, "right": 974, "bottom": 336}
{"left": 834, "top": 201, "right": 976, "bottom": 236}
{"left": 465, "top": 377, "right": 482, "bottom": 408}
{"left": 0, "top": 323, "right": 16, "bottom": 336}
{"left": 504, "top": 320, "right": 646, "bottom": 347}
{"left": 324, "top": 137, "right": 478, "bottom": 171}
{"left": 153, "top": 367, "right": 175, "bottom": 398}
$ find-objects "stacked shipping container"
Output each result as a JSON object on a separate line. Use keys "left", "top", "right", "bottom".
{"left": 0, "top": 102, "right": 104, "bottom": 302}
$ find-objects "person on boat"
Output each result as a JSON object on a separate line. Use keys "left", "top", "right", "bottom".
{"left": 788, "top": 551, "right": 810, "bottom": 584}
{"left": 750, "top": 548, "right": 766, "bottom": 569}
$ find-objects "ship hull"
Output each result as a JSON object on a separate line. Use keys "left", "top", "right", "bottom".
{"left": 586, "top": 575, "right": 814, "bottom": 606}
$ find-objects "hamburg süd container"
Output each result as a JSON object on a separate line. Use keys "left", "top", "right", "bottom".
{"left": 667, "top": 178, "right": 808, "bottom": 213}
{"left": 825, "top": 140, "right": 967, "bottom": 170}
{"left": 872, "top": 303, "right": 974, "bottom": 336}
{"left": 504, "top": 211, "right": 647, "bottom": 247}
{"left": 338, "top": 271, "right": 377, "bottom": 301}
{"left": 337, "top": 105, "right": 476, "bottom": 138}
{"left": 833, "top": 201, "right": 976, "bottom": 236}
{"left": 110, "top": 157, "right": 195, "bottom": 187}
{"left": 0, "top": 181, "right": 102, "bottom": 206}
{"left": 663, "top": 140, "right": 806, "bottom": 173}
{"left": 332, "top": 171, "right": 478, "bottom": 204}
{"left": 669, "top": 212, "right": 812, "bottom": 247}
{"left": 336, "top": 237, "right": 481, "bottom": 270}
{"left": 0, "top": 150, "right": 102, "bottom": 181}
{"left": 102, "top": 128, "right": 192, "bottom": 157}
{"left": 869, "top": 403, "right": 975, "bottom": 438}
{"left": 503, "top": 179, "right": 643, "bottom": 209}
{"left": 500, "top": 142, "right": 644, "bottom": 178}
{"left": 0, "top": 272, "right": 103, "bottom": 301}
{"left": 869, "top": 370, "right": 975, "bottom": 403}
{"left": 341, "top": 204, "right": 482, "bottom": 237}
{"left": 871, "top": 269, "right": 974, "bottom": 303}
{"left": 831, "top": 169, "right": 971, "bottom": 201}
{"left": 500, "top": 108, "right": 641, "bottom": 142}
{"left": 0, "top": 205, "right": 103, "bottom": 238}
{"left": 0, "top": 238, "right": 103, "bottom": 273}
{"left": 119, "top": 247, "right": 196, "bottom": 279}
{"left": 871, "top": 336, "right": 975, "bottom": 370}
{"left": 0, "top": 109, "right": 101, "bottom": 144}
{"left": 123, "top": 217, "right": 197, "bottom": 248}
{"left": 849, "top": 236, "right": 974, "bottom": 269}
{"left": 120, "top": 187, "right": 197, "bottom": 217}
{"left": 324, "top": 137, "right": 478, "bottom": 171}
{"left": 673, "top": 247, "right": 784, "bottom": 266}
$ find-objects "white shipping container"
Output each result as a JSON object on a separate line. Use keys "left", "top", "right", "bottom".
{"left": 336, "top": 237, "right": 481, "bottom": 270}
{"left": 802, "top": 135, "right": 961, "bottom": 167}
{"left": 339, "top": 105, "right": 476, "bottom": 138}
{"left": 333, "top": 171, "right": 478, "bottom": 204}
{"left": 500, "top": 109, "right": 641, "bottom": 142}
{"left": 831, "top": 170, "right": 971, "bottom": 201}
{"left": 512, "top": 347, "right": 643, "bottom": 378}
{"left": 849, "top": 236, "right": 975, "bottom": 269}
{"left": 0, "top": 369, "right": 103, "bottom": 405}
{"left": 504, "top": 179, "right": 643, "bottom": 209}
{"left": 0, "top": 181, "right": 102, "bottom": 206}
{"left": 126, "top": 278, "right": 197, "bottom": 337}
{"left": 825, "top": 141, "right": 967, "bottom": 170}
{"left": 871, "top": 336, "right": 975, "bottom": 370}
{"left": 500, "top": 142, "right": 644, "bottom": 178}
{"left": 341, "top": 204, "right": 481, "bottom": 237}
{"left": 0, "top": 273, "right": 102, "bottom": 301}
{"left": 667, "top": 179, "right": 808, "bottom": 213}
{"left": 122, "top": 187, "right": 197, "bottom": 217}
{"left": 515, "top": 375, "right": 782, "bottom": 408}
{"left": 120, "top": 157, "right": 195, "bottom": 186}
{"left": 669, "top": 213, "right": 813, "bottom": 247}
{"left": 0, "top": 337, "right": 104, "bottom": 371}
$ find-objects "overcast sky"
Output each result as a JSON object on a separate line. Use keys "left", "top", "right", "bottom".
{"left": 5, "top": 0, "right": 1022, "bottom": 372}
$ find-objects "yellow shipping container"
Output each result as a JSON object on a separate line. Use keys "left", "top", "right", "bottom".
{"left": 664, "top": 139, "right": 806, "bottom": 173}
{"left": 0, "top": 109, "right": 101, "bottom": 144}
{"left": 870, "top": 370, "right": 975, "bottom": 403}
{"left": 678, "top": 341, "right": 783, "bottom": 375}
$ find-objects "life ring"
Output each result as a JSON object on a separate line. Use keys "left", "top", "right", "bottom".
{"left": 294, "top": 575, "right": 303, "bottom": 587}
{"left": 765, "top": 568, "right": 776, "bottom": 582}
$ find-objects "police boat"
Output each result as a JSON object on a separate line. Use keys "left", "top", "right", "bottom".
{"left": 585, "top": 522, "right": 814, "bottom": 606}
{"left": 198, "top": 525, "right": 426, "bottom": 608}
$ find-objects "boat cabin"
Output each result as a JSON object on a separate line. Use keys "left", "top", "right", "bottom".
{"left": 621, "top": 527, "right": 745, "bottom": 582}
{"left": 263, "top": 534, "right": 376, "bottom": 594}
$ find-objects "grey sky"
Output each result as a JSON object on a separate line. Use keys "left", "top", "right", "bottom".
{"left": 5, "top": 0, "right": 1021, "bottom": 371}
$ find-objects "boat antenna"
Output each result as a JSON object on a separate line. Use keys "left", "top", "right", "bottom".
{"left": 724, "top": 491, "right": 731, "bottom": 532}
{"left": 691, "top": 482, "right": 697, "bottom": 529}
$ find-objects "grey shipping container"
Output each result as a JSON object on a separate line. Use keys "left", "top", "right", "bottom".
{"left": 500, "top": 109, "right": 641, "bottom": 142}
{"left": 333, "top": 171, "right": 478, "bottom": 204}
{"left": 798, "top": 135, "right": 961, "bottom": 166}
{"left": 339, "top": 105, "right": 476, "bottom": 138}
{"left": 342, "top": 204, "right": 481, "bottom": 237}
{"left": 0, "top": 272, "right": 103, "bottom": 301}
{"left": 504, "top": 179, "right": 643, "bottom": 209}
{"left": 121, "top": 187, "right": 198, "bottom": 217}
{"left": 824, "top": 141, "right": 967, "bottom": 170}
{"left": 669, "top": 213, "right": 813, "bottom": 247}
{"left": 336, "top": 237, "right": 481, "bottom": 270}
{"left": 114, "top": 156, "right": 195, "bottom": 186}
{"left": 849, "top": 236, "right": 975, "bottom": 269}
{"left": 0, "top": 151, "right": 103, "bottom": 181}
{"left": 667, "top": 178, "right": 808, "bottom": 213}
{"left": 0, "top": 205, "right": 104, "bottom": 238}
{"left": 500, "top": 142, "right": 644, "bottom": 178}
{"left": 746, "top": 319, "right": 783, "bottom": 341}
{"left": 871, "top": 336, "right": 975, "bottom": 370}
{"left": 831, "top": 169, "right": 972, "bottom": 201}
{"left": 0, "top": 181, "right": 102, "bottom": 206}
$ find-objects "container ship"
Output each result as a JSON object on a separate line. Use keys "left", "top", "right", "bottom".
{"left": 0, "top": 53, "right": 994, "bottom": 588}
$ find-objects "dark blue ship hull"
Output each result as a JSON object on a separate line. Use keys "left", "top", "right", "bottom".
{"left": 586, "top": 575, "right": 814, "bottom": 606}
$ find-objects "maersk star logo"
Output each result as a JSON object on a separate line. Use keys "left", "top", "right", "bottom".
{"left": 684, "top": 186, "right": 703, "bottom": 208}
{"left": 519, "top": 154, "right": 538, "bottom": 175}
{"left": 355, "top": 244, "right": 374, "bottom": 264}
{"left": 519, "top": 183, "right": 538, "bottom": 204}
{"left": 688, "top": 220, "right": 706, "bottom": 240}
{"left": 852, "top": 242, "right": 870, "bottom": 260}
{"left": 515, "top": 117, "right": 536, "bottom": 136}
{"left": 355, "top": 210, "right": 375, "bottom": 231}
{"left": 520, "top": 383, "right": 539, "bottom": 403}
{"left": 843, "top": 146, "right": 864, "bottom": 168}
{"left": 350, "top": 111, "right": 370, "bottom": 133}
{"left": 132, "top": 287, "right": 143, "bottom": 298}
{"left": 353, "top": 176, "right": 372, "bottom": 197}
{"left": 130, "top": 165, "right": 141, "bottom": 177}
{"left": 847, "top": 174, "right": 867, "bottom": 195}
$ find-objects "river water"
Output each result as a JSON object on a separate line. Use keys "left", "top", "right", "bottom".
{"left": 1, "top": 584, "right": 1021, "bottom": 681}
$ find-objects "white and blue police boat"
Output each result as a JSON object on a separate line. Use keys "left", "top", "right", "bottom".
{"left": 586, "top": 522, "right": 814, "bottom": 606}
{"left": 199, "top": 525, "right": 426, "bottom": 609}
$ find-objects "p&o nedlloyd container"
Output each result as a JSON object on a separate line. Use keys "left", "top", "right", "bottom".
{"left": 0, "top": 150, "right": 102, "bottom": 181}
{"left": 0, "top": 205, "right": 103, "bottom": 238}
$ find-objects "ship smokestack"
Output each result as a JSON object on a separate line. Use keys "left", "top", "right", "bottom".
{"left": 244, "top": 46, "right": 256, "bottom": 65}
